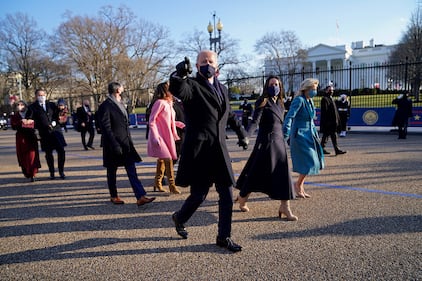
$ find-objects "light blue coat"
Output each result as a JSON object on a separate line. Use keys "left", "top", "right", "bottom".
{"left": 283, "top": 95, "right": 324, "bottom": 175}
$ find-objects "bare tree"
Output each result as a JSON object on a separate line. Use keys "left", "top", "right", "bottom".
{"left": 122, "top": 19, "right": 174, "bottom": 111}
{"left": 0, "top": 12, "right": 47, "bottom": 101}
{"left": 54, "top": 5, "right": 173, "bottom": 110}
{"left": 54, "top": 6, "right": 132, "bottom": 104}
{"left": 255, "top": 30, "right": 307, "bottom": 93}
{"left": 176, "top": 29, "right": 247, "bottom": 74}
{"left": 389, "top": 6, "right": 422, "bottom": 101}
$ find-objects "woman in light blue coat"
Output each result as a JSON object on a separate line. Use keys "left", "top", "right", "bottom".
{"left": 283, "top": 78, "right": 324, "bottom": 198}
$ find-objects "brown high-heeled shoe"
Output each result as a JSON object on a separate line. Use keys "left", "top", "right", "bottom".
{"left": 234, "top": 195, "right": 249, "bottom": 212}
{"left": 278, "top": 200, "right": 298, "bottom": 221}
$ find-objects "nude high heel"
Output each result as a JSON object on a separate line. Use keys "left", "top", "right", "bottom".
{"left": 234, "top": 195, "right": 249, "bottom": 212}
{"left": 278, "top": 200, "right": 298, "bottom": 221}
{"left": 294, "top": 182, "right": 306, "bottom": 199}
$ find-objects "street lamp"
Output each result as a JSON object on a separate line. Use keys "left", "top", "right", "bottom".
{"left": 207, "top": 12, "right": 223, "bottom": 52}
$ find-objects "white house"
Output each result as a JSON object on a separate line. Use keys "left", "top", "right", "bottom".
{"left": 264, "top": 39, "right": 396, "bottom": 90}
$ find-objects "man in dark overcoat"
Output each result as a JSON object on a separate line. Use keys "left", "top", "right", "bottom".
{"left": 76, "top": 99, "right": 95, "bottom": 150}
{"left": 26, "top": 88, "right": 67, "bottom": 179}
{"left": 320, "top": 85, "right": 346, "bottom": 155}
{"left": 392, "top": 93, "right": 413, "bottom": 139}
{"left": 169, "top": 50, "right": 249, "bottom": 252}
{"left": 97, "top": 82, "right": 155, "bottom": 206}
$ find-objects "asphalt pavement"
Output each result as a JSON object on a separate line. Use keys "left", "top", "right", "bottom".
{"left": 0, "top": 128, "right": 421, "bottom": 280}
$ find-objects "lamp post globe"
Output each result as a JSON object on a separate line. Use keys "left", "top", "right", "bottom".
{"left": 207, "top": 12, "right": 223, "bottom": 53}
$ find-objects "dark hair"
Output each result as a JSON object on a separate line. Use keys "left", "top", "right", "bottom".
{"left": 257, "top": 75, "right": 284, "bottom": 109}
{"left": 149, "top": 81, "right": 172, "bottom": 109}
{"left": 34, "top": 88, "right": 46, "bottom": 96}
{"left": 108, "top": 82, "right": 121, "bottom": 95}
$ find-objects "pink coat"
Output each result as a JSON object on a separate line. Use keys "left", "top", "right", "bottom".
{"left": 147, "top": 99, "right": 180, "bottom": 160}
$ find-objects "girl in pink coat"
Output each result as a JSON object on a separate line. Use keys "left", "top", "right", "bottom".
{"left": 147, "top": 82, "right": 184, "bottom": 194}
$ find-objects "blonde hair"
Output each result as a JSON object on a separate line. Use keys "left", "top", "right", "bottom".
{"left": 295, "top": 78, "right": 319, "bottom": 97}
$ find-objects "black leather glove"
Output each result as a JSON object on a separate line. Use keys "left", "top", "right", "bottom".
{"left": 176, "top": 57, "right": 192, "bottom": 78}
{"left": 237, "top": 137, "right": 249, "bottom": 150}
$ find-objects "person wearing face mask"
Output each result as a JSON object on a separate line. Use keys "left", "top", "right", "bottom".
{"left": 10, "top": 100, "right": 41, "bottom": 182}
{"left": 320, "top": 85, "right": 346, "bottom": 155}
{"left": 76, "top": 99, "right": 96, "bottom": 150}
{"left": 96, "top": 82, "right": 155, "bottom": 207}
{"left": 234, "top": 75, "right": 297, "bottom": 221}
{"left": 283, "top": 78, "right": 325, "bottom": 199}
{"left": 169, "top": 50, "right": 249, "bottom": 252}
{"left": 26, "top": 88, "right": 67, "bottom": 180}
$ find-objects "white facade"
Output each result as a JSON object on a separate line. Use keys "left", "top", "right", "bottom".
{"left": 264, "top": 40, "right": 396, "bottom": 90}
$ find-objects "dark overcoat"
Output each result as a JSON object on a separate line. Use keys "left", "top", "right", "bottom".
{"left": 169, "top": 73, "right": 246, "bottom": 187}
{"left": 76, "top": 105, "right": 95, "bottom": 132}
{"left": 97, "top": 97, "right": 141, "bottom": 168}
{"left": 392, "top": 96, "right": 413, "bottom": 127}
{"left": 26, "top": 101, "right": 66, "bottom": 151}
{"left": 320, "top": 94, "right": 341, "bottom": 134}
{"left": 235, "top": 98, "right": 293, "bottom": 200}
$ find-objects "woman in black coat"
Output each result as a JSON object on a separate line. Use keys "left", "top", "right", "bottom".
{"left": 235, "top": 75, "right": 297, "bottom": 221}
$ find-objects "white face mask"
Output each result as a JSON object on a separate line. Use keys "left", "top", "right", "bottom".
{"left": 37, "top": 96, "right": 46, "bottom": 104}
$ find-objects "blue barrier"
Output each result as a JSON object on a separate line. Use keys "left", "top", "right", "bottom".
{"left": 129, "top": 107, "right": 422, "bottom": 127}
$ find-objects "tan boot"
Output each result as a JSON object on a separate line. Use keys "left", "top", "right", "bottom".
{"left": 154, "top": 159, "right": 167, "bottom": 192}
{"left": 164, "top": 159, "right": 181, "bottom": 194}
{"left": 278, "top": 200, "right": 298, "bottom": 221}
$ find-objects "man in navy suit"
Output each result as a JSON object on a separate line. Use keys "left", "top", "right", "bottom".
{"left": 169, "top": 50, "right": 249, "bottom": 252}
{"left": 26, "top": 88, "right": 67, "bottom": 179}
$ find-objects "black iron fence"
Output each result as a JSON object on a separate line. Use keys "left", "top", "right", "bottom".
{"left": 223, "top": 60, "right": 422, "bottom": 108}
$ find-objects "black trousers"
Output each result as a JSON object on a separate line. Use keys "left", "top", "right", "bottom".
{"left": 81, "top": 126, "right": 95, "bottom": 148}
{"left": 45, "top": 147, "right": 65, "bottom": 176}
{"left": 175, "top": 183, "right": 234, "bottom": 239}
{"left": 321, "top": 131, "right": 340, "bottom": 152}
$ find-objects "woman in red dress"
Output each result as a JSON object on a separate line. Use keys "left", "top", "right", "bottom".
{"left": 10, "top": 100, "right": 41, "bottom": 182}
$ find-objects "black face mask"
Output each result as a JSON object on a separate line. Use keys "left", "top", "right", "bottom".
{"left": 199, "top": 64, "right": 216, "bottom": 78}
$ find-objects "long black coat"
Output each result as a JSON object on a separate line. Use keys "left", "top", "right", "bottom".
{"left": 76, "top": 105, "right": 95, "bottom": 132}
{"left": 392, "top": 96, "right": 413, "bottom": 127}
{"left": 169, "top": 73, "right": 246, "bottom": 187}
{"left": 320, "top": 95, "right": 341, "bottom": 134}
{"left": 26, "top": 101, "right": 66, "bottom": 151}
{"left": 97, "top": 97, "right": 141, "bottom": 168}
{"left": 235, "top": 98, "right": 293, "bottom": 200}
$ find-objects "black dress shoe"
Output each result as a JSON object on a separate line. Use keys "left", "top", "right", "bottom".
{"left": 50, "top": 175, "right": 55, "bottom": 180}
{"left": 216, "top": 237, "right": 242, "bottom": 252}
{"left": 59, "top": 173, "right": 66, "bottom": 179}
{"left": 84, "top": 146, "right": 89, "bottom": 150}
{"left": 172, "top": 212, "right": 188, "bottom": 239}
{"left": 323, "top": 149, "right": 331, "bottom": 155}
{"left": 335, "top": 150, "right": 347, "bottom": 155}
{"left": 88, "top": 146, "right": 95, "bottom": 150}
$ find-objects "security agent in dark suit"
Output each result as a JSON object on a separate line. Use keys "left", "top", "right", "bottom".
{"left": 76, "top": 99, "right": 95, "bottom": 150}
{"left": 26, "top": 88, "right": 67, "bottom": 179}
{"left": 169, "top": 51, "right": 249, "bottom": 252}
{"left": 96, "top": 82, "right": 155, "bottom": 206}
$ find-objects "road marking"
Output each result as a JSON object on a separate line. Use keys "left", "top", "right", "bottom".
{"left": 307, "top": 181, "right": 422, "bottom": 199}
